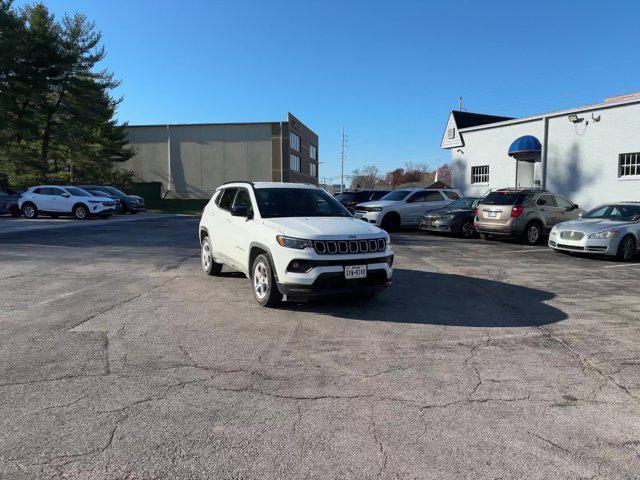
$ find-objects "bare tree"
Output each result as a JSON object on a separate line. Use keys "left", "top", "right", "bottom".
{"left": 350, "top": 164, "right": 381, "bottom": 189}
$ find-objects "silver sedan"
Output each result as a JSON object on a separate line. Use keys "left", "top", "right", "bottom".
{"left": 549, "top": 202, "right": 640, "bottom": 261}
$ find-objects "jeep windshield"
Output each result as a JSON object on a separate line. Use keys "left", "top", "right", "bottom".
{"left": 380, "top": 190, "right": 411, "bottom": 201}
{"left": 583, "top": 204, "right": 640, "bottom": 221}
{"left": 254, "top": 188, "right": 351, "bottom": 218}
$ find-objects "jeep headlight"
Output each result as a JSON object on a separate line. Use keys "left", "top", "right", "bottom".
{"left": 385, "top": 234, "right": 391, "bottom": 246}
{"left": 588, "top": 230, "right": 620, "bottom": 239}
{"left": 276, "top": 235, "right": 313, "bottom": 249}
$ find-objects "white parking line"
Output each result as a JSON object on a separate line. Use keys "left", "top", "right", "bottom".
{"left": 506, "top": 248, "right": 552, "bottom": 253}
{"left": 602, "top": 263, "right": 640, "bottom": 269}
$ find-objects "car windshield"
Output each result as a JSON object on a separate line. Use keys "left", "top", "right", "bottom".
{"left": 482, "top": 191, "right": 525, "bottom": 206}
{"left": 254, "top": 188, "right": 351, "bottom": 218}
{"left": 90, "top": 190, "right": 111, "bottom": 197}
{"left": 380, "top": 190, "right": 411, "bottom": 201}
{"left": 64, "top": 187, "right": 90, "bottom": 196}
{"left": 335, "top": 192, "right": 364, "bottom": 202}
{"left": 583, "top": 204, "right": 640, "bottom": 221}
{"left": 446, "top": 198, "right": 475, "bottom": 210}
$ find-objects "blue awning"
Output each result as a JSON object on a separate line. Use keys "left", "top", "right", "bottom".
{"left": 508, "top": 135, "right": 541, "bottom": 157}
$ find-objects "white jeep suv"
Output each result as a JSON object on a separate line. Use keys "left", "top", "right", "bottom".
{"left": 354, "top": 187, "right": 463, "bottom": 231}
{"left": 198, "top": 182, "right": 394, "bottom": 306}
{"left": 19, "top": 185, "right": 117, "bottom": 219}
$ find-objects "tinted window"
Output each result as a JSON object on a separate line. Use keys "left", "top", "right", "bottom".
{"left": 554, "top": 196, "right": 573, "bottom": 209}
{"left": 254, "top": 188, "right": 350, "bottom": 218}
{"left": 446, "top": 198, "right": 474, "bottom": 210}
{"left": 49, "top": 188, "right": 65, "bottom": 196}
{"left": 64, "top": 187, "right": 88, "bottom": 196}
{"left": 482, "top": 191, "right": 526, "bottom": 206}
{"left": 336, "top": 192, "right": 368, "bottom": 202}
{"left": 445, "top": 191, "right": 461, "bottom": 200}
{"left": 409, "top": 191, "right": 444, "bottom": 203}
{"left": 218, "top": 188, "right": 237, "bottom": 211}
{"left": 381, "top": 190, "right": 412, "bottom": 201}
{"left": 33, "top": 188, "right": 44, "bottom": 194}
{"left": 100, "top": 186, "right": 127, "bottom": 197}
{"left": 233, "top": 188, "right": 252, "bottom": 210}
{"left": 536, "top": 194, "right": 556, "bottom": 207}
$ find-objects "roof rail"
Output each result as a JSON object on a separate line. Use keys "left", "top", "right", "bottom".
{"left": 220, "top": 181, "right": 254, "bottom": 186}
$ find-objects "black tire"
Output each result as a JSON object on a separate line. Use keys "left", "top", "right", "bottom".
{"left": 73, "top": 204, "right": 90, "bottom": 220}
{"left": 460, "top": 220, "right": 475, "bottom": 238}
{"left": 616, "top": 235, "right": 637, "bottom": 262}
{"left": 521, "top": 222, "right": 542, "bottom": 245}
{"left": 251, "top": 253, "right": 282, "bottom": 307}
{"left": 380, "top": 212, "right": 401, "bottom": 232}
{"left": 22, "top": 202, "right": 38, "bottom": 219}
{"left": 201, "top": 236, "right": 223, "bottom": 276}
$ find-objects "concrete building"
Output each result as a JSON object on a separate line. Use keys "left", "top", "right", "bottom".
{"left": 441, "top": 92, "right": 640, "bottom": 209}
{"left": 118, "top": 113, "right": 318, "bottom": 199}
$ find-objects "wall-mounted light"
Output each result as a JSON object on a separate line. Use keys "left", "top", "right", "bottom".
{"left": 567, "top": 114, "right": 584, "bottom": 123}
{"left": 592, "top": 113, "right": 601, "bottom": 122}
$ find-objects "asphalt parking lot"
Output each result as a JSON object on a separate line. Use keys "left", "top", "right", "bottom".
{"left": 1, "top": 216, "right": 640, "bottom": 479}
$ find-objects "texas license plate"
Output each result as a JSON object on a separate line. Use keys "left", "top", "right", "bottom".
{"left": 344, "top": 265, "right": 367, "bottom": 279}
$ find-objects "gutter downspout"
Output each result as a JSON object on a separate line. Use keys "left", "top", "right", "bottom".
{"left": 540, "top": 117, "right": 549, "bottom": 190}
{"left": 164, "top": 124, "right": 171, "bottom": 198}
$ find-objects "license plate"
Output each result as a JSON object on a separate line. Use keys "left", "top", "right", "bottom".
{"left": 487, "top": 211, "right": 498, "bottom": 217}
{"left": 344, "top": 265, "right": 367, "bottom": 279}
{"left": 354, "top": 212, "right": 363, "bottom": 219}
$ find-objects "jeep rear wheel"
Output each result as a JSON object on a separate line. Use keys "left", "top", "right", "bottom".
{"left": 252, "top": 254, "right": 282, "bottom": 307}
{"left": 201, "top": 237, "right": 222, "bottom": 275}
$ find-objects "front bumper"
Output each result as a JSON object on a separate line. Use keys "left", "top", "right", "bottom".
{"left": 549, "top": 232, "right": 618, "bottom": 256}
{"left": 354, "top": 210, "right": 383, "bottom": 224}
{"left": 90, "top": 204, "right": 116, "bottom": 214}
{"left": 273, "top": 246, "right": 394, "bottom": 299}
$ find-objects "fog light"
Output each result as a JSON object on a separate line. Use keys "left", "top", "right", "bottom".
{"left": 292, "top": 262, "right": 300, "bottom": 270}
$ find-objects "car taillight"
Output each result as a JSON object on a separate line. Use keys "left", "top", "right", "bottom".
{"left": 511, "top": 205, "right": 524, "bottom": 218}
{"left": 474, "top": 208, "right": 478, "bottom": 217}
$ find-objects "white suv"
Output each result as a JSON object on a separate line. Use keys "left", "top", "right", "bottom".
{"left": 354, "top": 188, "right": 462, "bottom": 231}
{"left": 19, "top": 185, "right": 117, "bottom": 219}
{"left": 198, "top": 182, "right": 394, "bottom": 306}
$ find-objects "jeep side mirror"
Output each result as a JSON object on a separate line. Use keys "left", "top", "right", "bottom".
{"left": 572, "top": 204, "right": 579, "bottom": 210}
{"left": 231, "top": 205, "right": 252, "bottom": 218}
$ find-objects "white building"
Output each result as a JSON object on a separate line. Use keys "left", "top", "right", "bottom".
{"left": 441, "top": 92, "right": 640, "bottom": 209}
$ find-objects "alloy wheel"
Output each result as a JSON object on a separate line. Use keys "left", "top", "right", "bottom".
{"left": 201, "top": 241, "right": 212, "bottom": 272}
{"left": 622, "top": 237, "right": 635, "bottom": 261}
{"left": 462, "top": 221, "right": 474, "bottom": 237}
{"left": 23, "top": 205, "right": 35, "bottom": 218}
{"left": 527, "top": 225, "right": 540, "bottom": 244}
{"left": 253, "top": 261, "right": 269, "bottom": 300}
{"left": 75, "top": 206, "right": 87, "bottom": 219}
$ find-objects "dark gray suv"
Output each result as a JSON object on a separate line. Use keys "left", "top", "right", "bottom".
{"left": 474, "top": 189, "right": 582, "bottom": 245}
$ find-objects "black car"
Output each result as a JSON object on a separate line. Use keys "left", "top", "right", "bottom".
{"left": 77, "top": 185, "right": 145, "bottom": 214}
{"left": 335, "top": 190, "right": 390, "bottom": 212}
{"left": 419, "top": 197, "right": 482, "bottom": 237}
{"left": 80, "top": 187, "right": 124, "bottom": 213}
{"left": 0, "top": 188, "right": 22, "bottom": 217}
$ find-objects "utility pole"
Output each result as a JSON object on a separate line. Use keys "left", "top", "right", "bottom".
{"left": 340, "top": 127, "right": 347, "bottom": 194}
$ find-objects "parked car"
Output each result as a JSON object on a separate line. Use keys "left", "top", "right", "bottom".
{"left": 420, "top": 197, "right": 482, "bottom": 237}
{"left": 198, "top": 181, "right": 393, "bottom": 306}
{"left": 0, "top": 188, "right": 22, "bottom": 217}
{"left": 549, "top": 202, "right": 640, "bottom": 261}
{"left": 474, "top": 188, "right": 582, "bottom": 245}
{"left": 19, "top": 185, "right": 117, "bottom": 219}
{"left": 77, "top": 185, "right": 145, "bottom": 214}
{"left": 79, "top": 186, "right": 123, "bottom": 213}
{"left": 335, "top": 190, "right": 390, "bottom": 212}
{"left": 354, "top": 188, "right": 463, "bottom": 231}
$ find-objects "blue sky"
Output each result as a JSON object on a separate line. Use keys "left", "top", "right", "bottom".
{"left": 22, "top": 0, "right": 640, "bottom": 181}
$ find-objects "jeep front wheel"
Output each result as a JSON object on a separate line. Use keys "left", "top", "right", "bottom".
{"left": 252, "top": 254, "right": 282, "bottom": 307}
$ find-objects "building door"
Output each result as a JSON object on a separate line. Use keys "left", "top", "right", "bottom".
{"left": 515, "top": 160, "right": 535, "bottom": 188}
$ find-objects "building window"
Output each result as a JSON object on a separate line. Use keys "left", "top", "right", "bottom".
{"left": 619, "top": 153, "right": 640, "bottom": 178}
{"left": 447, "top": 127, "right": 455, "bottom": 139}
{"left": 290, "top": 131, "right": 301, "bottom": 151}
{"left": 310, "top": 162, "right": 317, "bottom": 177}
{"left": 310, "top": 144, "right": 317, "bottom": 160}
{"left": 471, "top": 165, "right": 490, "bottom": 184}
{"left": 290, "top": 153, "right": 301, "bottom": 172}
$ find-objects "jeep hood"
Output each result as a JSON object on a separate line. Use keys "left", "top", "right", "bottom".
{"left": 262, "top": 217, "right": 384, "bottom": 238}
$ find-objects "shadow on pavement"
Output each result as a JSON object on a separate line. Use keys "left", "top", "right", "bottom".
{"left": 284, "top": 268, "right": 566, "bottom": 328}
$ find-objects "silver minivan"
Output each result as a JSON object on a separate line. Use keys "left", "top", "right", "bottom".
{"left": 474, "top": 188, "right": 582, "bottom": 245}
